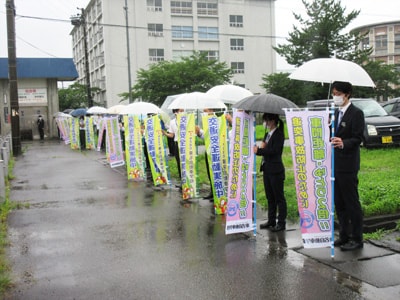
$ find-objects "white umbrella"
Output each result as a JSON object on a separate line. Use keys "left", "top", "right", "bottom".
{"left": 107, "top": 104, "right": 126, "bottom": 114}
{"left": 206, "top": 84, "right": 253, "bottom": 104}
{"left": 168, "top": 92, "right": 227, "bottom": 110}
{"left": 119, "top": 102, "right": 170, "bottom": 123}
{"left": 289, "top": 58, "right": 375, "bottom": 87}
{"left": 87, "top": 106, "right": 108, "bottom": 114}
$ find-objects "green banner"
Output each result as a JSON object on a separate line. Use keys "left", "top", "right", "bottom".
{"left": 145, "top": 115, "right": 169, "bottom": 186}
{"left": 70, "top": 118, "right": 80, "bottom": 150}
{"left": 124, "top": 115, "right": 146, "bottom": 181}
{"left": 202, "top": 114, "right": 229, "bottom": 214}
{"left": 177, "top": 113, "right": 198, "bottom": 200}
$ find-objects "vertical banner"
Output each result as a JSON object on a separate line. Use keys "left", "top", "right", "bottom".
{"left": 55, "top": 117, "right": 70, "bottom": 144}
{"left": 285, "top": 110, "right": 332, "bottom": 248}
{"left": 177, "top": 113, "right": 198, "bottom": 200}
{"left": 203, "top": 114, "right": 229, "bottom": 214}
{"left": 124, "top": 115, "right": 146, "bottom": 181}
{"left": 85, "top": 116, "right": 96, "bottom": 150}
{"left": 69, "top": 118, "right": 80, "bottom": 150}
{"left": 144, "top": 115, "right": 169, "bottom": 186}
{"left": 225, "top": 111, "right": 255, "bottom": 234}
{"left": 105, "top": 116, "right": 125, "bottom": 168}
{"left": 97, "top": 118, "right": 106, "bottom": 151}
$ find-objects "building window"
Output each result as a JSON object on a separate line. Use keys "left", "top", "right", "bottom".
{"left": 375, "top": 34, "right": 387, "bottom": 48}
{"left": 198, "top": 27, "right": 218, "bottom": 39}
{"left": 149, "top": 49, "right": 164, "bottom": 61}
{"left": 231, "top": 62, "right": 245, "bottom": 74}
{"left": 147, "top": 0, "right": 162, "bottom": 12}
{"left": 171, "top": 1, "right": 192, "bottom": 14}
{"left": 230, "top": 15, "right": 243, "bottom": 27}
{"left": 172, "top": 26, "right": 193, "bottom": 39}
{"left": 230, "top": 39, "right": 244, "bottom": 50}
{"left": 148, "top": 24, "right": 163, "bottom": 36}
{"left": 197, "top": 1, "right": 218, "bottom": 16}
{"left": 361, "top": 37, "right": 369, "bottom": 50}
{"left": 200, "top": 50, "right": 219, "bottom": 61}
{"left": 395, "top": 33, "right": 400, "bottom": 53}
{"left": 172, "top": 50, "right": 193, "bottom": 61}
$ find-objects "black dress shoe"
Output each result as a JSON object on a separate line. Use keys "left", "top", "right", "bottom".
{"left": 333, "top": 238, "right": 348, "bottom": 247}
{"left": 270, "top": 224, "right": 286, "bottom": 232}
{"left": 260, "top": 222, "right": 276, "bottom": 229}
{"left": 340, "top": 240, "right": 363, "bottom": 251}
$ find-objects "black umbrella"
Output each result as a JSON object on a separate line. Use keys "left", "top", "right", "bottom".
{"left": 232, "top": 93, "right": 298, "bottom": 115}
{"left": 232, "top": 94, "right": 298, "bottom": 115}
{"left": 70, "top": 108, "right": 87, "bottom": 117}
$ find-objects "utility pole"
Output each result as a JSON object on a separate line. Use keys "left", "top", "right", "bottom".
{"left": 124, "top": 0, "right": 133, "bottom": 103}
{"left": 71, "top": 8, "right": 93, "bottom": 108}
{"left": 6, "top": 0, "right": 21, "bottom": 156}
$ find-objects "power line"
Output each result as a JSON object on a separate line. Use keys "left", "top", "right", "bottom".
{"left": 15, "top": 13, "right": 288, "bottom": 40}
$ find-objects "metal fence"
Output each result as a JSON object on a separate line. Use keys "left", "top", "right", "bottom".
{"left": 0, "top": 134, "right": 12, "bottom": 203}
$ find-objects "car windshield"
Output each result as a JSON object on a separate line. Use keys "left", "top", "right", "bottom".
{"left": 352, "top": 99, "right": 388, "bottom": 118}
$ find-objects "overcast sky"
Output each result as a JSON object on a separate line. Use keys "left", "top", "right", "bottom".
{"left": 0, "top": 0, "right": 399, "bottom": 70}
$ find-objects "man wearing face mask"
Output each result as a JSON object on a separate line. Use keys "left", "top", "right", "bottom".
{"left": 254, "top": 113, "right": 287, "bottom": 232}
{"left": 330, "top": 81, "right": 365, "bottom": 251}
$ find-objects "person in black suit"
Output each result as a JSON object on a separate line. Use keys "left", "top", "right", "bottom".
{"left": 254, "top": 113, "right": 287, "bottom": 232}
{"left": 37, "top": 115, "right": 45, "bottom": 140}
{"left": 330, "top": 81, "right": 365, "bottom": 251}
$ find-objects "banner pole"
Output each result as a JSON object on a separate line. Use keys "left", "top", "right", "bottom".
{"left": 330, "top": 104, "right": 336, "bottom": 259}
{"left": 252, "top": 112, "right": 257, "bottom": 237}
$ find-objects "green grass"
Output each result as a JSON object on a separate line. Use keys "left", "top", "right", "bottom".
{"left": 0, "top": 158, "right": 15, "bottom": 295}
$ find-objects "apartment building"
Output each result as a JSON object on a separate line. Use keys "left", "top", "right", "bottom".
{"left": 70, "top": 0, "right": 277, "bottom": 108}
{"left": 352, "top": 20, "right": 400, "bottom": 70}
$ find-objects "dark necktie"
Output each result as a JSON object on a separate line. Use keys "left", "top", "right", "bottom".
{"left": 337, "top": 110, "right": 343, "bottom": 131}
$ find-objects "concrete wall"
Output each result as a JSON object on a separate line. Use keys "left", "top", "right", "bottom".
{"left": 0, "top": 78, "right": 60, "bottom": 140}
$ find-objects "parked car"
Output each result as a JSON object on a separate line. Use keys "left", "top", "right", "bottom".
{"left": 307, "top": 98, "right": 400, "bottom": 148}
{"left": 381, "top": 97, "right": 400, "bottom": 118}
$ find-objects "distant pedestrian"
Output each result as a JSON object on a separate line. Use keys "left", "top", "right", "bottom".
{"left": 37, "top": 115, "right": 45, "bottom": 140}
{"left": 79, "top": 116, "right": 86, "bottom": 150}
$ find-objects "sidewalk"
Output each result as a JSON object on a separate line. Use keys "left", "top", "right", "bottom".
{"left": 6, "top": 139, "right": 400, "bottom": 299}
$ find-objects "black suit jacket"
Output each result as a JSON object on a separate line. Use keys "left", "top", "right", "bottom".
{"left": 334, "top": 103, "right": 365, "bottom": 173}
{"left": 256, "top": 128, "right": 285, "bottom": 174}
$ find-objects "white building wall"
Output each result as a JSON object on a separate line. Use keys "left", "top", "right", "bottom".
{"left": 71, "top": 0, "right": 276, "bottom": 108}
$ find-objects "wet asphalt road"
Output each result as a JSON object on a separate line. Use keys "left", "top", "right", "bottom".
{"left": 4, "top": 140, "right": 399, "bottom": 299}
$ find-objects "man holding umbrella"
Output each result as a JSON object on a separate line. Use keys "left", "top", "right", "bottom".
{"left": 330, "top": 81, "right": 365, "bottom": 251}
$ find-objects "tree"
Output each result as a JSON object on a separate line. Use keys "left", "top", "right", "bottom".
{"left": 58, "top": 83, "right": 100, "bottom": 111}
{"left": 266, "top": 0, "right": 400, "bottom": 102}
{"left": 274, "top": 0, "right": 372, "bottom": 67}
{"left": 356, "top": 61, "right": 400, "bottom": 101}
{"left": 261, "top": 72, "right": 317, "bottom": 106}
{"left": 120, "top": 52, "right": 233, "bottom": 106}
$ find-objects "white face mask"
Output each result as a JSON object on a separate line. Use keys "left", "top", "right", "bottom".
{"left": 263, "top": 121, "right": 267, "bottom": 129}
{"left": 333, "top": 95, "right": 344, "bottom": 106}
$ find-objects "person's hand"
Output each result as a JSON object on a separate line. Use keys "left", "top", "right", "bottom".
{"left": 253, "top": 145, "right": 258, "bottom": 154}
{"left": 331, "top": 137, "right": 344, "bottom": 149}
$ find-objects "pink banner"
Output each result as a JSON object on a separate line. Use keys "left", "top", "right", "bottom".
{"left": 285, "top": 110, "right": 332, "bottom": 248}
{"left": 225, "top": 111, "right": 255, "bottom": 235}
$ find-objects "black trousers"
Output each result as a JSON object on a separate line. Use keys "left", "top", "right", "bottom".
{"left": 334, "top": 172, "right": 363, "bottom": 242}
{"left": 263, "top": 170, "right": 287, "bottom": 226}
{"left": 174, "top": 141, "right": 181, "bottom": 180}
{"left": 79, "top": 129, "right": 86, "bottom": 150}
